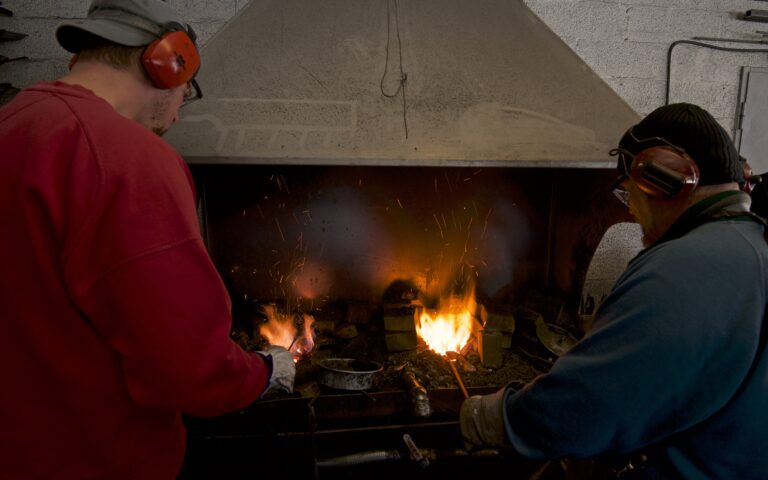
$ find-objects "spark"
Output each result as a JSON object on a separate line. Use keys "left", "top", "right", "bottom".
{"left": 433, "top": 214, "right": 444, "bottom": 240}
{"left": 275, "top": 218, "right": 285, "bottom": 241}
{"left": 397, "top": 198, "right": 403, "bottom": 209}
{"left": 464, "top": 217, "right": 473, "bottom": 253}
{"left": 481, "top": 207, "right": 492, "bottom": 239}
{"left": 280, "top": 174, "right": 290, "bottom": 194}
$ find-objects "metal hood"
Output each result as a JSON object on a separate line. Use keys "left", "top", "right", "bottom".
{"left": 167, "top": 0, "right": 640, "bottom": 167}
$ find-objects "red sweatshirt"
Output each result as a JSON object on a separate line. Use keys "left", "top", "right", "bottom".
{"left": 0, "top": 82, "right": 269, "bottom": 479}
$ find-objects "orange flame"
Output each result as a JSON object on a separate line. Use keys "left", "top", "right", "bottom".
{"left": 416, "top": 289, "right": 477, "bottom": 356}
{"left": 258, "top": 305, "right": 315, "bottom": 362}
{"left": 259, "top": 304, "right": 296, "bottom": 349}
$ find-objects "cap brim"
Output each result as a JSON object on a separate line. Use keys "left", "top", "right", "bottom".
{"left": 56, "top": 20, "right": 157, "bottom": 53}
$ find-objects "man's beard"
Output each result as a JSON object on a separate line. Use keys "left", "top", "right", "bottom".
{"left": 150, "top": 95, "right": 172, "bottom": 137}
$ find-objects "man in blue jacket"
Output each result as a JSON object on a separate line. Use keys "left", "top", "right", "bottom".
{"left": 461, "top": 103, "right": 768, "bottom": 479}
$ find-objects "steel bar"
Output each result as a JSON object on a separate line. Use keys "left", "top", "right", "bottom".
{"left": 447, "top": 359, "right": 469, "bottom": 399}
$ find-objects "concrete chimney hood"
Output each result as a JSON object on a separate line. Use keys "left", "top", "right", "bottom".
{"left": 167, "top": 0, "right": 640, "bottom": 167}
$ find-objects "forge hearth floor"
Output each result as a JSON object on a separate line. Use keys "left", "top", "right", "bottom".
{"left": 379, "top": 347, "right": 547, "bottom": 391}
{"left": 286, "top": 344, "right": 551, "bottom": 397}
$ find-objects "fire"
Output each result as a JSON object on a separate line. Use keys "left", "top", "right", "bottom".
{"left": 258, "top": 304, "right": 315, "bottom": 362}
{"left": 416, "top": 291, "right": 477, "bottom": 356}
{"left": 291, "top": 313, "right": 315, "bottom": 359}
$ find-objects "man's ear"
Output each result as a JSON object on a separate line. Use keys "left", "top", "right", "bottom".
{"left": 68, "top": 54, "right": 79, "bottom": 71}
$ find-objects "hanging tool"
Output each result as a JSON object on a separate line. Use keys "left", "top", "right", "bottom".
{"left": 0, "top": 30, "right": 27, "bottom": 41}
{"left": 1, "top": 55, "right": 28, "bottom": 66}
{"left": 0, "top": 2, "right": 12, "bottom": 17}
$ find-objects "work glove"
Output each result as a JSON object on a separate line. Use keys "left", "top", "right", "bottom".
{"left": 256, "top": 345, "right": 296, "bottom": 393}
{"left": 459, "top": 387, "right": 509, "bottom": 449}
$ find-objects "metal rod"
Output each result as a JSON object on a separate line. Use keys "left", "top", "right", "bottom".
{"left": 447, "top": 359, "right": 469, "bottom": 399}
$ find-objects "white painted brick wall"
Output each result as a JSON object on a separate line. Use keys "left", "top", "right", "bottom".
{"left": 523, "top": 0, "right": 768, "bottom": 130}
{"left": 3, "top": 0, "right": 767, "bottom": 132}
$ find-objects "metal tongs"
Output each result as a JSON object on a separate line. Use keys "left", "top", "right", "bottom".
{"left": 444, "top": 351, "right": 470, "bottom": 398}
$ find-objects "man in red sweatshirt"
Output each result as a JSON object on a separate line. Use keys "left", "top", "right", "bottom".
{"left": 0, "top": 1, "right": 294, "bottom": 478}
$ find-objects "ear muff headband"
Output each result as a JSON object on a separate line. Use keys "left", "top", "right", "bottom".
{"left": 630, "top": 146, "right": 700, "bottom": 198}
{"left": 141, "top": 24, "right": 200, "bottom": 89}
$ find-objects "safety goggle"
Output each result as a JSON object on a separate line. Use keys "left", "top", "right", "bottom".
{"left": 181, "top": 78, "right": 203, "bottom": 108}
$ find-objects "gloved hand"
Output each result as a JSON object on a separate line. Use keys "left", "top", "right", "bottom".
{"left": 256, "top": 345, "right": 296, "bottom": 393}
{"left": 459, "top": 388, "right": 509, "bottom": 449}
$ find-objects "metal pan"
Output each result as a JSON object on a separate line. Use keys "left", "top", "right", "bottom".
{"left": 317, "top": 358, "right": 383, "bottom": 391}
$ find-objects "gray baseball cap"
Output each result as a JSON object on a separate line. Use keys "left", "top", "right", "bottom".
{"left": 56, "top": 0, "right": 193, "bottom": 53}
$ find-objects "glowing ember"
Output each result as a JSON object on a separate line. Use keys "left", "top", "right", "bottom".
{"left": 416, "top": 292, "right": 477, "bottom": 356}
{"left": 259, "top": 305, "right": 315, "bottom": 362}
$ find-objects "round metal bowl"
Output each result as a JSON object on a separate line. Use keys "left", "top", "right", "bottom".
{"left": 317, "top": 358, "right": 383, "bottom": 391}
{"left": 536, "top": 322, "right": 578, "bottom": 357}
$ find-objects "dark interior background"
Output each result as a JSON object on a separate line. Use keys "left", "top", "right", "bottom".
{"left": 190, "top": 165, "right": 630, "bottom": 330}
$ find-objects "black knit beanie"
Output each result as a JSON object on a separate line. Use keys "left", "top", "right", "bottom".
{"left": 617, "top": 103, "right": 743, "bottom": 185}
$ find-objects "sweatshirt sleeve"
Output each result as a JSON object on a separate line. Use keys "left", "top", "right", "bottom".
{"left": 59, "top": 120, "right": 269, "bottom": 417}
{"left": 73, "top": 238, "right": 270, "bottom": 417}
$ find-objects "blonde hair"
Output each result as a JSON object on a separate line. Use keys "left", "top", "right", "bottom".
{"left": 76, "top": 34, "right": 144, "bottom": 69}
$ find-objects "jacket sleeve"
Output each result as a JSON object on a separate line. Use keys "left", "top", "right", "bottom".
{"left": 502, "top": 240, "right": 759, "bottom": 460}
{"left": 74, "top": 238, "right": 270, "bottom": 417}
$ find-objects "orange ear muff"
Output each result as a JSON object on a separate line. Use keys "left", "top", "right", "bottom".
{"left": 630, "top": 146, "right": 700, "bottom": 198}
{"left": 141, "top": 30, "right": 200, "bottom": 89}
